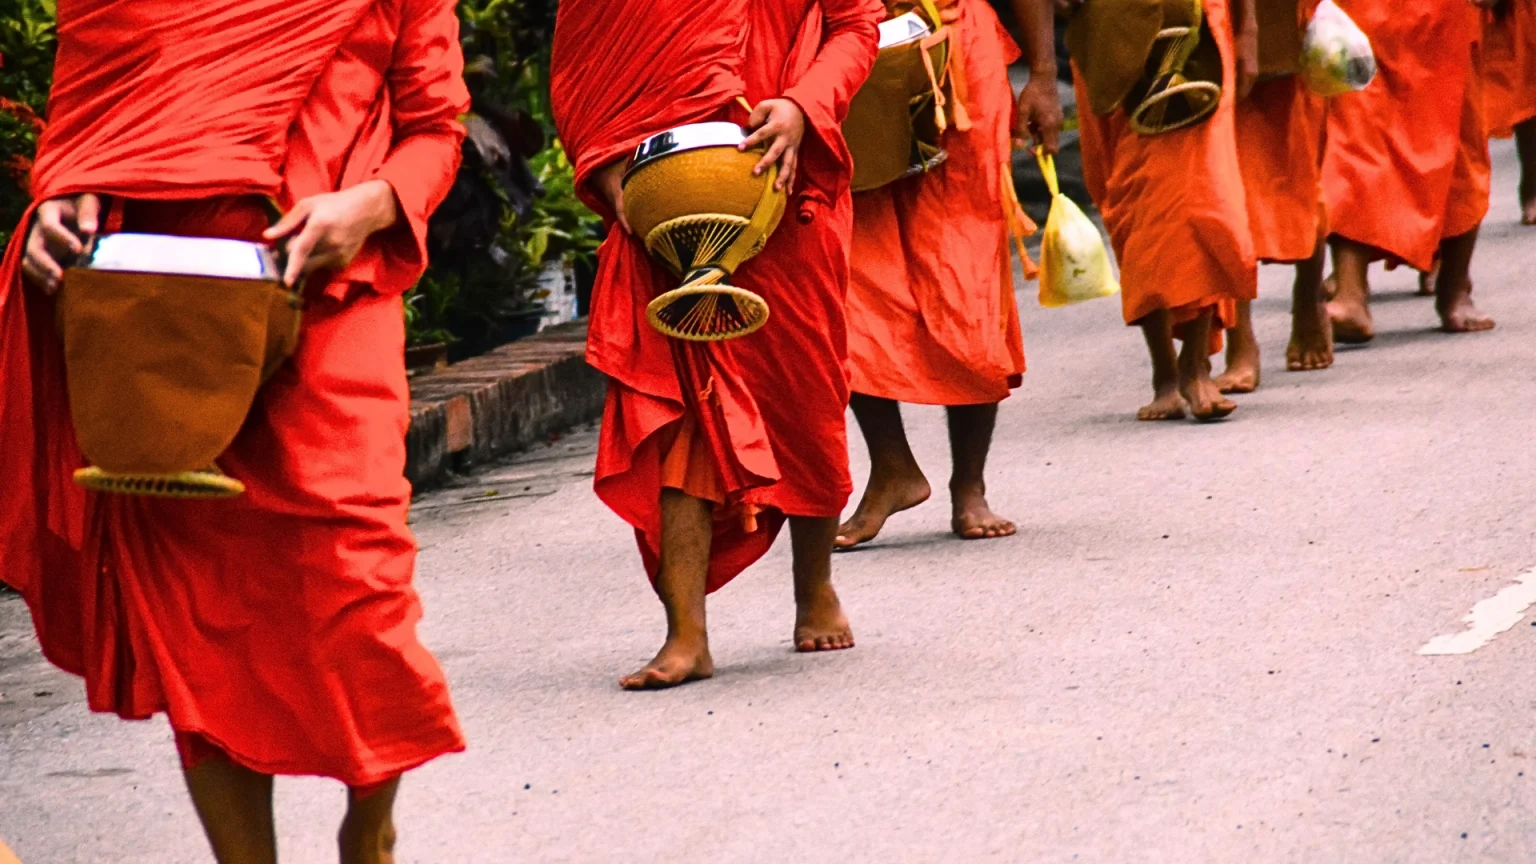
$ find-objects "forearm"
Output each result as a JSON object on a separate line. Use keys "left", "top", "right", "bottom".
{"left": 1009, "top": 0, "right": 1057, "bottom": 78}
{"left": 1233, "top": 0, "right": 1257, "bottom": 34}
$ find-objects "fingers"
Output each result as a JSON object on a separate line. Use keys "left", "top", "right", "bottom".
{"left": 282, "top": 221, "right": 320, "bottom": 287}
{"left": 613, "top": 186, "right": 632, "bottom": 235}
{"left": 37, "top": 204, "right": 85, "bottom": 259}
{"left": 755, "top": 135, "right": 787, "bottom": 178}
{"left": 1037, "top": 120, "right": 1061, "bottom": 157}
{"left": 23, "top": 227, "right": 63, "bottom": 294}
{"left": 778, "top": 146, "right": 799, "bottom": 192}
{"left": 75, "top": 193, "right": 102, "bottom": 238}
{"left": 740, "top": 100, "right": 777, "bottom": 150}
{"left": 263, "top": 200, "right": 312, "bottom": 241}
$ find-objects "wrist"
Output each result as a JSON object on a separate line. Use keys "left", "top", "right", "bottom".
{"left": 1027, "top": 63, "right": 1058, "bottom": 83}
{"left": 361, "top": 179, "right": 400, "bottom": 233}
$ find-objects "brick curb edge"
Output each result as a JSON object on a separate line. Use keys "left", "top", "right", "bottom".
{"left": 406, "top": 319, "right": 604, "bottom": 492}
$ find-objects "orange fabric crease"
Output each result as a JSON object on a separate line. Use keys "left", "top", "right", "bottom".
{"left": 1482, "top": 0, "right": 1536, "bottom": 138}
{"left": 1074, "top": 0, "right": 1255, "bottom": 347}
{"left": 0, "top": 0, "right": 470, "bottom": 786}
{"left": 1235, "top": 75, "right": 1325, "bottom": 263}
{"left": 551, "top": 0, "right": 881, "bottom": 594}
{"left": 847, "top": 0, "right": 1028, "bottom": 407}
{"left": 1322, "top": 3, "right": 1489, "bottom": 270}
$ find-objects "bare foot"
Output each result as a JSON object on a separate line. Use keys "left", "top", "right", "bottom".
{"left": 1523, "top": 178, "right": 1536, "bottom": 225}
{"left": 1286, "top": 303, "right": 1334, "bottom": 371}
{"left": 950, "top": 482, "right": 1016, "bottom": 540}
{"left": 1437, "top": 282, "right": 1496, "bottom": 333}
{"left": 794, "top": 582, "right": 854, "bottom": 652}
{"left": 1417, "top": 262, "right": 1438, "bottom": 296}
{"left": 1137, "top": 384, "right": 1187, "bottom": 421}
{"left": 1214, "top": 359, "right": 1260, "bottom": 394}
{"left": 619, "top": 636, "right": 714, "bottom": 690}
{"left": 1180, "top": 375, "right": 1236, "bottom": 422}
{"left": 835, "top": 470, "right": 931, "bottom": 549}
{"left": 1326, "top": 295, "right": 1374, "bottom": 344}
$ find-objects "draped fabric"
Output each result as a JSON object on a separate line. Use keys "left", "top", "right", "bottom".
{"left": 846, "top": 0, "right": 1029, "bottom": 407}
{"left": 1074, "top": 0, "right": 1255, "bottom": 345}
{"left": 1322, "top": 2, "right": 1489, "bottom": 270}
{"left": 0, "top": 0, "right": 470, "bottom": 786}
{"left": 552, "top": 0, "right": 881, "bottom": 593}
{"left": 1236, "top": 75, "right": 1325, "bottom": 264}
{"left": 1482, "top": 0, "right": 1536, "bottom": 139}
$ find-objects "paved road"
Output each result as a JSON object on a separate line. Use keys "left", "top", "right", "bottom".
{"left": 5, "top": 141, "right": 1536, "bottom": 863}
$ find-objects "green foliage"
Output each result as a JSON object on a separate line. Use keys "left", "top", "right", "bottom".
{"left": 0, "top": 0, "right": 57, "bottom": 248}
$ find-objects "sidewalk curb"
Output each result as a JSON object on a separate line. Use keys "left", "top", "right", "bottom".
{"left": 406, "top": 320, "right": 604, "bottom": 493}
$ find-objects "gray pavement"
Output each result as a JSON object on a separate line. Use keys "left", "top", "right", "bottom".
{"left": 5, "top": 140, "right": 1536, "bottom": 862}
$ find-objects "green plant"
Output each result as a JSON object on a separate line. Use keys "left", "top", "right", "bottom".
{"left": 521, "top": 142, "right": 601, "bottom": 268}
{"left": 0, "top": 0, "right": 57, "bottom": 249}
{"left": 404, "top": 277, "right": 458, "bottom": 347}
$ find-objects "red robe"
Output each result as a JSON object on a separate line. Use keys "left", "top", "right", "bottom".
{"left": 1075, "top": 0, "right": 1257, "bottom": 344}
{"left": 551, "top": 0, "right": 881, "bottom": 593}
{"left": 1483, "top": 0, "right": 1536, "bottom": 139}
{"left": 0, "top": 0, "right": 469, "bottom": 786}
{"left": 1322, "top": 2, "right": 1489, "bottom": 270}
{"left": 1236, "top": 74, "right": 1326, "bottom": 263}
{"left": 846, "top": 0, "right": 1029, "bottom": 407}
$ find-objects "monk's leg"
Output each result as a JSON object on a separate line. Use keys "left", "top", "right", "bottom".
{"left": 183, "top": 756, "right": 277, "bottom": 864}
{"left": 1286, "top": 238, "right": 1333, "bottom": 371}
{"left": 1517, "top": 118, "right": 1536, "bottom": 225}
{"left": 1434, "top": 227, "right": 1496, "bottom": 333}
{"left": 835, "top": 394, "right": 932, "bottom": 549}
{"left": 1326, "top": 237, "right": 1376, "bottom": 343}
{"left": 1137, "top": 310, "right": 1186, "bottom": 421}
{"left": 1215, "top": 300, "right": 1261, "bottom": 394}
{"left": 1176, "top": 308, "right": 1236, "bottom": 422}
{"left": 946, "top": 403, "right": 1015, "bottom": 540}
{"left": 620, "top": 489, "right": 714, "bottom": 689}
{"left": 790, "top": 515, "right": 854, "bottom": 652}
{"left": 338, "top": 778, "right": 401, "bottom": 864}
{"left": 1417, "top": 258, "right": 1439, "bottom": 296}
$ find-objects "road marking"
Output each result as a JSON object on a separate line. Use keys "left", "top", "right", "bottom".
{"left": 1420, "top": 568, "right": 1536, "bottom": 656}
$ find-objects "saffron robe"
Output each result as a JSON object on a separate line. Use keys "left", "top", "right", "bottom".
{"left": 1482, "top": 0, "right": 1536, "bottom": 139}
{"left": 1235, "top": 75, "right": 1325, "bottom": 263}
{"left": 551, "top": 0, "right": 881, "bottom": 593}
{"left": 846, "top": 0, "right": 1029, "bottom": 407}
{"left": 1074, "top": 0, "right": 1256, "bottom": 342}
{"left": 0, "top": 0, "right": 470, "bottom": 786}
{"left": 1322, "top": 3, "right": 1490, "bottom": 271}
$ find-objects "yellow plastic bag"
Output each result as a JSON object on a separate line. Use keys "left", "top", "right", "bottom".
{"left": 1036, "top": 152, "right": 1119, "bottom": 308}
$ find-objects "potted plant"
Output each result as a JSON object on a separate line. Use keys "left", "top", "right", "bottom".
{"left": 404, "top": 277, "right": 457, "bottom": 374}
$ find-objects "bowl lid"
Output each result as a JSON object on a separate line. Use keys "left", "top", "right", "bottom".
{"left": 878, "top": 11, "right": 932, "bottom": 49}
{"left": 625, "top": 122, "right": 749, "bottom": 179}
{"left": 81, "top": 233, "right": 281, "bottom": 282}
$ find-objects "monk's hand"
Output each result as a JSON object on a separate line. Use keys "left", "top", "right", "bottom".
{"left": 1015, "top": 75, "right": 1064, "bottom": 156}
{"left": 1235, "top": 14, "right": 1259, "bottom": 101}
{"left": 263, "top": 180, "right": 399, "bottom": 287}
{"left": 742, "top": 98, "right": 806, "bottom": 193}
{"left": 596, "top": 158, "right": 632, "bottom": 234}
{"left": 22, "top": 193, "right": 102, "bottom": 295}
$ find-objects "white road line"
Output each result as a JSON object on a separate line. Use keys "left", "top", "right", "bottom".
{"left": 1419, "top": 568, "right": 1536, "bottom": 656}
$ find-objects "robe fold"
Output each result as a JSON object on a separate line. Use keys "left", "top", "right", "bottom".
{"left": 1483, "top": 0, "right": 1536, "bottom": 139}
{"left": 0, "top": 0, "right": 470, "bottom": 786}
{"left": 846, "top": 0, "right": 1029, "bottom": 407}
{"left": 1236, "top": 75, "right": 1325, "bottom": 263}
{"left": 1074, "top": 0, "right": 1256, "bottom": 344}
{"left": 551, "top": 0, "right": 881, "bottom": 594}
{"left": 1322, "top": 3, "right": 1489, "bottom": 271}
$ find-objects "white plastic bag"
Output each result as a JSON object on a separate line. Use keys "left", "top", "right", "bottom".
{"left": 1301, "top": 0, "right": 1377, "bottom": 97}
{"left": 1035, "top": 152, "right": 1119, "bottom": 308}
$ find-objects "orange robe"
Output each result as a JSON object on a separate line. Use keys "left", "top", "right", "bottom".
{"left": 1235, "top": 75, "right": 1326, "bottom": 264}
{"left": 1482, "top": 0, "right": 1536, "bottom": 139}
{"left": 1074, "top": 0, "right": 1256, "bottom": 342}
{"left": 846, "top": 0, "right": 1028, "bottom": 406}
{"left": 0, "top": 0, "right": 469, "bottom": 786}
{"left": 551, "top": 0, "right": 881, "bottom": 593}
{"left": 1322, "top": 3, "right": 1489, "bottom": 271}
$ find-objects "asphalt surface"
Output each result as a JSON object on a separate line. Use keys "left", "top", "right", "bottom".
{"left": 4, "top": 140, "right": 1536, "bottom": 863}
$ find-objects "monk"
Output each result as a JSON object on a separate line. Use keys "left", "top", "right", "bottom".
{"left": 1323, "top": 2, "right": 1495, "bottom": 340}
{"left": 1481, "top": 0, "right": 1536, "bottom": 224}
{"left": 1070, "top": 0, "right": 1260, "bottom": 421}
{"left": 551, "top": 0, "right": 881, "bottom": 689}
{"left": 835, "top": 0, "right": 1062, "bottom": 548}
{"left": 2, "top": 1, "right": 469, "bottom": 861}
{"left": 1215, "top": 0, "right": 1332, "bottom": 392}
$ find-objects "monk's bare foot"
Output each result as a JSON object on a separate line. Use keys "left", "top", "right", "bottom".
{"left": 619, "top": 636, "right": 714, "bottom": 690}
{"left": 1437, "top": 283, "right": 1496, "bottom": 334}
{"left": 1326, "top": 295, "right": 1374, "bottom": 344}
{"left": 1417, "top": 266, "right": 1438, "bottom": 297}
{"left": 1137, "top": 384, "right": 1187, "bottom": 421}
{"left": 1179, "top": 376, "right": 1235, "bottom": 422}
{"left": 794, "top": 582, "right": 854, "bottom": 652}
{"left": 1522, "top": 178, "right": 1536, "bottom": 225}
{"left": 1214, "top": 359, "right": 1259, "bottom": 394}
{"left": 1322, "top": 273, "right": 1338, "bottom": 301}
{"left": 1287, "top": 304, "right": 1334, "bottom": 371}
{"left": 950, "top": 481, "right": 1016, "bottom": 540}
{"left": 835, "top": 470, "right": 931, "bottom": 549}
